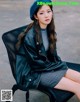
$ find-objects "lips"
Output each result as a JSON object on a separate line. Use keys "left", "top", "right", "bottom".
{"left": 45, "top": 19, "right": 50, "bottom": 21}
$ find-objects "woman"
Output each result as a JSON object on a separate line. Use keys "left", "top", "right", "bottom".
{"left": 16, "top": 0, "right": 80, "bottom": 100}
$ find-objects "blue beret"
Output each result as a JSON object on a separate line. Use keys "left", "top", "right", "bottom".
{"left": 30, "top": 0, "right": 52, "bottom": 20}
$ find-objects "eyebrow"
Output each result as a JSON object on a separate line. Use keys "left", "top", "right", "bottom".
{"left": 39, "top": 9, "right": 51, "bottom": 12}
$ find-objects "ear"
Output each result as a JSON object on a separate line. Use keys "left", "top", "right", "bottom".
{"left": 34, "top": 15, "right": 38, "bottom": 20}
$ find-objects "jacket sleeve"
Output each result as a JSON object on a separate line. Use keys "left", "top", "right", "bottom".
{"left": 23, "top": 35, "right": 51, "bottom": 71}
{"left": 53, "top": 46, "right": 67, "bottom": 68}
{"left": 54, "top": 48, "right": 62, "bottom": 62}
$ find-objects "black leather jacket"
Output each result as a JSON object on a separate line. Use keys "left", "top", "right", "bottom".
{"left": 16, "top": 25, "right": 67, "bottom": 89}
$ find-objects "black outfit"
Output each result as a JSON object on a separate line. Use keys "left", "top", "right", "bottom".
{"left": 39, "top": 28, "right": 68, "bottom": 88}
{"left": 16, "top": 25, "right": 68, "bottom": 89}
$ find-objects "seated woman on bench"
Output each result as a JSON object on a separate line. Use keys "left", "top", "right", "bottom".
{"left": 16, "top": 0, "right": 80, "bottom": 100}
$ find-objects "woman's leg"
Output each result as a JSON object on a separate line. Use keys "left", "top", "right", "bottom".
{"left": 54, "top": 77, "right": 80, "bottom": 100}
{"left": 64, "top": 68, "right": 80, "bottom": 84}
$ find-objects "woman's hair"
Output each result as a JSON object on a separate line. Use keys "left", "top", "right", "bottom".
{"left": 16, "top": 22, "right": 34, "bottom": 50}
{"left": 16, "top": 5, "right": 57, "bottom": 53}
{"left": 33, "top": 5, "right": 57, "bottom": 53}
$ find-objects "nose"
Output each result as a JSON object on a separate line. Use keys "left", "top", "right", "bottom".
{"left": 44, "top": 12, "right": 48, "bottom": 18}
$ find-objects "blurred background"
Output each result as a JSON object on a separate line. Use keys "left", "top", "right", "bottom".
{"left": 0, "top": 0, "right": 80, "bottom": 102}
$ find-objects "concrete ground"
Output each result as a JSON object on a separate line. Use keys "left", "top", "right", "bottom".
{"left": 0, "top": 0, "right": 80, "bottom": 102}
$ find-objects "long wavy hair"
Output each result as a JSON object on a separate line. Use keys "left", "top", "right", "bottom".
{"left": 16, "top": 5, "right": 57, "bottom": 54}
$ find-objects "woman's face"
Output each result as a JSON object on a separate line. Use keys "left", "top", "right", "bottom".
{"left": 34, "top": 5, "right": 53, "bottom": 29}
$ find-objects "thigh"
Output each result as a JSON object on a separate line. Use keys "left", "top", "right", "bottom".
{"left": 64, "top": 68, "right": 80, "bottom": 83}
{"left": 54, "top": 77, "right": 80, "bottom": 94}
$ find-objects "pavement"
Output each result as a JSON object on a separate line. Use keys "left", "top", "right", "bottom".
{"left": 0, "top": 0, "right": 80, "bottom": 102}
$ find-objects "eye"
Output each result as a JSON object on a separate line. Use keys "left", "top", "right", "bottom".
{"left": 47, "top": 11, "right": 51, "bottom": 13}
{"left": 39, "top": 13, "right": 44, "bottom": 15}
